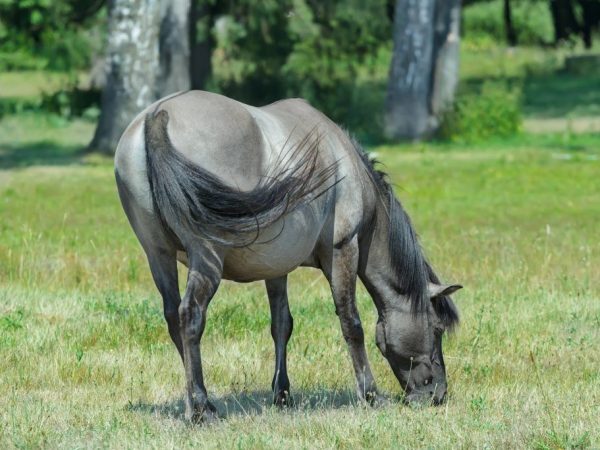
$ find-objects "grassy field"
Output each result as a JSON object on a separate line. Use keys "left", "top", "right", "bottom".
{"left": 0, "top": 111, "right": 599, "bottom": 448}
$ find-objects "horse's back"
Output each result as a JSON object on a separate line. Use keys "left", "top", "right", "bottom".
{"left": 115, "top": 91, "right": 372, "bottom": 280}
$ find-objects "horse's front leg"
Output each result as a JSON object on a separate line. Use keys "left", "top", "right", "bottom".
{"left": 179, "top": 250, "right": 222, "bottom": 423}
{"left": 265, "top": 276, "right": 294, "bottom": 407}
{"left": 322, "top": 236, "right": 379, "bottom": 404}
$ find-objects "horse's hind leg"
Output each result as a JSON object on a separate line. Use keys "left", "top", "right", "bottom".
{"left": 146, "top": 248, "right": 184, "bottom": 359}
{"left": 179, "top": 246, "right": 223, "bottom": 423}
{"left": 265, "top": 276, "right": 294, "bottom": 407}
{"left": 320, "top": 236, "right": 378, "bottom": 404}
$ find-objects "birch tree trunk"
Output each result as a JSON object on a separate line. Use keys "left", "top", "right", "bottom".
{"left": 384, "top": 0, "right": 461, "bottom": 141}
{"left": 88, "top": 0, "right": 161, "bottom": 154}
{"left": 157, "top": 0, "right": 191, "bottom": 97}
{"left": 430, "top": 0, "right": 461, "bottom": 120}
{"left": 384, "top": 0, "right": 436, "bottom": 140}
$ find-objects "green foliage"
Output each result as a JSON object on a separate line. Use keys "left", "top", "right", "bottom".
{"left": 211, "top": 0, "right": 390, "bottom": 129}
{"left": 440, "top": 81, "right": 523, "bottom": 142}
{"left": 0, "top": 87, "right": 100, "bottom": 121}
{"left": 0, "top": 0, "right": 104, "bottom": 71}
{"left": 463, "top": 0, "right": 554, "bottom": 46}
{"left": 40, "top": 86, "right": 101, "bottom": 120}
{"left": 0, "top": 49, "right": 47, "bottom": 71}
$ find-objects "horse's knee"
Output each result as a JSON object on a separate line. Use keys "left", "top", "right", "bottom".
{"left": 178, "top": 299, "right": 203, "bottom": 344}
{"left": 273, "top": 311, "right": 293, "bottom": 340}
{"left": 163, "top": 304, "right": 179, "bottom": 326}
{"left": 343, "top": 317, "right": 365, "bottom": 344}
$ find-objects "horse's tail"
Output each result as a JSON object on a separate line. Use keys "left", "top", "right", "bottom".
{"left": 144, "top": 109, "right": 337, "bottom": 247}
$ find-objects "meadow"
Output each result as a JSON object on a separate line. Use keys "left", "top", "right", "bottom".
{"left": 1, "top": 41, "right": 600, "bottom": 448}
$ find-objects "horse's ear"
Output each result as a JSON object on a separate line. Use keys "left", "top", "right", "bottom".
{"left": 428, "top": 283, "right": 463, "bottom": 299}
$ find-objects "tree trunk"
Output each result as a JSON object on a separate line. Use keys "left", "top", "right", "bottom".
{"left": 385, "top": 0, "right": 437, "bottom": 140}
{"left": 578, "top": 0, "right": 600, "bottom": 49}
{"left": 385, "top": 0, "right": 461, "bottom": 141}
{"left": 504, "top": 0, "right": 517, "bottom": 47}
{"left": 549, "top": 0, "right": 580, "bottom": 44}
{"left": 88, "top": 0, "right": 161, "bottom": 154}
{"left": 430, "top": 0, "right": 461, "bottom": 121}
{"left": 156, "top": 0, "right": 191, "bottom": 97}
{"left": 189, "top": 0, "right": 215, "bottom": 90}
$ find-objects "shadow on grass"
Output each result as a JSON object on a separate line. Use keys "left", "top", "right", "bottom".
{"left": 522, "top": 73, "right": 600, "bottom": 118}
{"left": 0, "top": 141, "right": 83, "bottom": 169}
{"left": 127, "top": 388, "right": 391, "bottom": 421}
{"left": 460, "top": 71, "right": 600, "bottom": 120}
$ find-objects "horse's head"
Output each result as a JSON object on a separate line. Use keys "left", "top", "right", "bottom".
{"left": 375, "top": 283, "right": 461, "bottom": 405}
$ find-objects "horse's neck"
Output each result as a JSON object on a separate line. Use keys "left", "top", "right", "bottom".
{"left": 359, "top": 199, "right": 404, "bottom": 315}
{"left": 360, "top": 190, "right": 428, "bottom": 317}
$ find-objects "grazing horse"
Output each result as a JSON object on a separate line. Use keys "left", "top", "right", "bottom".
{"left": 114, "top": 91, "right": 461, "bottom": 423}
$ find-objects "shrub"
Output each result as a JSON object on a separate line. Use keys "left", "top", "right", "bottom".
{"left": 440, "top": 81, "right": 523, "bottom": 142}
{"left": 40, "top": 87, "right": 101, "bottom": 120}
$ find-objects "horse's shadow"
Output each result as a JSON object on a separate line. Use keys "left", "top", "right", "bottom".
{"left": 128, "top": 388, "right": 386, "bottom": 421}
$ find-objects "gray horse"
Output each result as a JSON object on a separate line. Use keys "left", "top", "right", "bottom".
{"left": 115, "top": 91, "right": 461, "bottom": 423}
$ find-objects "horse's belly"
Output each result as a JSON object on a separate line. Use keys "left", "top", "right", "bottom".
{"left": 221, "top": 206, "right": 323, "bottom": 282}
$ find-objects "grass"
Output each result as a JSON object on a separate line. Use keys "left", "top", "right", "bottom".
{"left": 1, "top": 113, "right": 599, "bottom": 448}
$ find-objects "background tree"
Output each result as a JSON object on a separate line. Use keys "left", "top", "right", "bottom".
{"left": 385, "top": 0, "right": 461, "bottom": 140}
{"left": 88, "top": 0, "right": 162, "bottom": 154}
{"left": 550, "top": 0, "right": 580, "bottom": 43}
{"left": 504, "top": 0, "right": 517, "bottom": 46}
{"left": 157, "top": 0, "right": 191, "bottom": 98}
{"left": 577, "top": 0, "right": 600, "bottom": 49}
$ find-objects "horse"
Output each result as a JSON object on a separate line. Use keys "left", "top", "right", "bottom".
{"left": 114, "top": 91, "right": 461, "bottom": 423}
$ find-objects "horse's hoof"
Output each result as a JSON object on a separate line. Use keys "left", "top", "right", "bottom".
{"left": 273, "top": 390, "right": 294, "bottom": 408}
{"left": 186, "top": 400, "right": 220, "bottom": 424}
{"left": 361, "top": 389, "right": 382, "bottom": 407}
{"left": 370, "top": 394, "right": 390, "bottom": 408}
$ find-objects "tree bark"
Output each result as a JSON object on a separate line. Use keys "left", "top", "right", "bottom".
{"left": 88, "top": 0, "right": 162, "bottom": 154}
{"left": 503, "top": 0, "right": 517, "bottom": 47}
{"left": 385, "top": 0, "right": 436, "bottom": 140}
{"left": 578, "top": 0, "right": 600, "bottom": 49}
{"left": 189, "top": 0, "right": 215, "bottom": 90}
{"left": 549, "top": 0, "right": 580, "bottom": 44}
{"left": 385, "top": 0, "right": 461, "bottom": 141}
{"left": 156, "top": 0, "right": 191, "bottom": 97}
{"left": 430, "top": 0, "right": 461, "bottom": 121}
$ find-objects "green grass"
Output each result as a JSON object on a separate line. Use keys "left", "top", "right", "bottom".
{"left": 0, "top": 115, "right": 599, "bottom": 448}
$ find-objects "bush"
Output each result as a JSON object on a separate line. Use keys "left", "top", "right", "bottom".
{"left": 0, "top": 50, "right": 47, "bottom": 71}
{"left": 0, "top": 87, "right": 100, "bottom": 121}
{"left": 463, "top": 0, "right": 554, "bottom": 46}
{"left": 40, "top": 87, "right": 101, "bottom": 120}
{"left": 440, "top": 81, "right": 523, "bottom": 142}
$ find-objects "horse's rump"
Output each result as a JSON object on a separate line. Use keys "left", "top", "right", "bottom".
{"left": 144, "top": 109, "right": 338, "bottom": 247}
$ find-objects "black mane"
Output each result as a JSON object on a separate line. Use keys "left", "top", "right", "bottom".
{"left": 351, "top": 138, "right": 459, "bottom": 328}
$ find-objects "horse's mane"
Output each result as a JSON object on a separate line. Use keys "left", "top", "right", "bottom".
{"left": 350, "top": 137, "right": 459, "bottom": 328}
